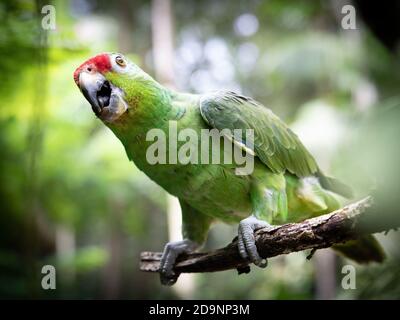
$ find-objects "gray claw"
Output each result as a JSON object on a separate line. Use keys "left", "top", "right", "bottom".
{"left": 238, "top": 215, "right": 270, "bottom": 268}
{"left": 159, "top": 239, "right": 198, "bottom": 286}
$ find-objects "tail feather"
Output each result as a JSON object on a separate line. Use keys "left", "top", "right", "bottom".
{"left": 317, "top": 172, "right": 354, "bottom": 199}
{"left": 332, "top": 235, "right": 386, "bottom": 264}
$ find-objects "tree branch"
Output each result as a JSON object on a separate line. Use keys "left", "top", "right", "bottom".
{"left": 139, "top": 197, "right": 394, "bottom": 275}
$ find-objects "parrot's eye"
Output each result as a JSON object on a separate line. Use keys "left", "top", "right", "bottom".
{"left": 115, "top": 56, "right": 126, "bottom": 67}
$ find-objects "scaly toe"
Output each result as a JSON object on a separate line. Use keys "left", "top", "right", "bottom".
{"left": 158, "top": 239, "right": 199, "bottom": 286}
{"left": 238, "top": 215, "right": 270, "bottom": 268}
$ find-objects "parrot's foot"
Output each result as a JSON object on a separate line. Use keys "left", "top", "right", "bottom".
{"left": 238, "top": 215, "right": 270, "bottom": 268}
{"left": 159, "top": 239, "right": 198, "bottom": 286}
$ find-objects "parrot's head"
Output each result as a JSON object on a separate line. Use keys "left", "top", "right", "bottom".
{"left": 74, "top": 52, "right": 151, "bottom": 123}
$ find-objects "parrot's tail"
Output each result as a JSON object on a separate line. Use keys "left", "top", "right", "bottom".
{"left": 317, "top": 172, "right": 354, "bottom": 199}
{"left": 332, "top": 235, "right": 386, "bottom": 264}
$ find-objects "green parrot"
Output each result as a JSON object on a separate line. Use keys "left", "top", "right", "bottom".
{"left": 74, "top": 53, "right": 385, "bottom": 285}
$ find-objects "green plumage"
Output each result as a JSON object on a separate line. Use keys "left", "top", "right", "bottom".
{"left": 102, "top": 64, "right": 384, "bottom": 264}
{"left": 200, "top": 91, "right": 318, "bottom": 177}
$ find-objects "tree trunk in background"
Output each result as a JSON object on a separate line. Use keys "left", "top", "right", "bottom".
{"left": 151, "top": 0, "right": 196, "bottom": 298}
{"left": 151, "top": 0, "right": 175, "bottom": 88}
{"left": 117, "top": 0, "right": 134, "bottom": 53}
{"left": 101, "top": 3, "right": 135, "bottom": 297}
{"left": 314, "top": 249, "right": 337, "bottom": 299}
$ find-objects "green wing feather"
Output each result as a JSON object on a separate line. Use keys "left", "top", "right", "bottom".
{"left": 199, "top": 90, "right": 319, "bottom": 178}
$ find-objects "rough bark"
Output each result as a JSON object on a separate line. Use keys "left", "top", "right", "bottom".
{"left": 140, "top": 197, "right": 394, "bottom": 275}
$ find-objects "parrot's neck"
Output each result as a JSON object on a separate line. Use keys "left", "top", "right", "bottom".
{"left": 106, "top": 73, "right": 185, "bottom": 144}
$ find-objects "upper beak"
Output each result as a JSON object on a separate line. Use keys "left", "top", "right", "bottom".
{"left": 78, "top": 71, "right": 111, "bottom": 115}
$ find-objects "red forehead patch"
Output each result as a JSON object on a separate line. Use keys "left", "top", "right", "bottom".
{"left": 73, "top": 53, "right": 111, "bottom": 85}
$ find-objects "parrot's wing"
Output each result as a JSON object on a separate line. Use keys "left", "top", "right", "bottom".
{"left": 199, "top": 90, "right": 318, "bottom": 177}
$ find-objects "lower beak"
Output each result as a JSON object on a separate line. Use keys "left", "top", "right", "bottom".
{"left": 78, "top": 72, "right": 111, "bottom": 115}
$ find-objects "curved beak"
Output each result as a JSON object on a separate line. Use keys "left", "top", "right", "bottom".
{"left": 78, "top": 71, "right": 111, "bottom": 115}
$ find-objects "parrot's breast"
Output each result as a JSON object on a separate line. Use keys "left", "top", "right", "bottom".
{"left": 120, "top": 109, "right": 259, "bottom": 223}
